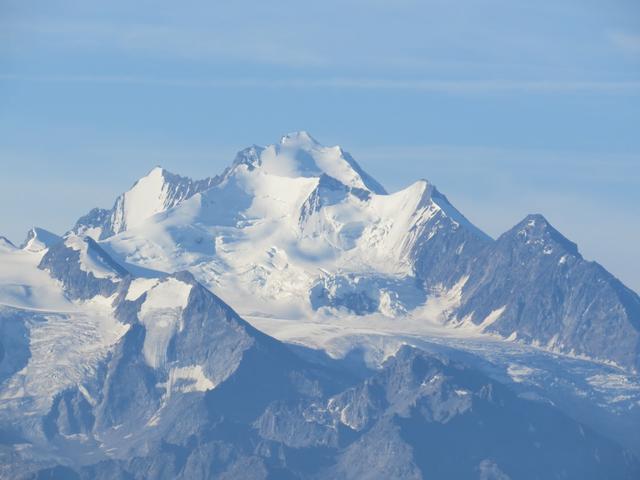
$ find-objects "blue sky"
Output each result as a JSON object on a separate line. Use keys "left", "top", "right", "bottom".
{"left": 1, "top": 0, "right": 639, "bottom": 290}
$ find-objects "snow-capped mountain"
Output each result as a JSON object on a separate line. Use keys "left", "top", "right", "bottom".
{"left": 20, "top": 227, "right": 61, "bottom": 253}
{"left": 72, "top": 167, "right": 219, "bottom": 240}
{"left": 69, "top": 132, "right": 639, "bottom": 372}
{"left": 88, "top": 132, "right": 489, "bottom": 321}
{"left": 1, "top": 132, "right": 640, "bottom": 479}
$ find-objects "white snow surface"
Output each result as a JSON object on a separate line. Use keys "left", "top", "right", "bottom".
{"left": 0, "top": 295, "right": 129, "bottom": 414}
{"left": 65, "top": 235, "right": 120, "bottom": 280}
{"left": 111, "top": 167, "right": 172, "bottom": 234}
{"left": 260, "top": 131, "right": 385, "bottom": 193}
{"left": 0, "top": 246, "right": 71, "bottom": 311}
{"left": 0, "top": 237, "right": 16, "bottom": 252}
{"left": 138, "top": 277, "right": 193, "bottom": 368}
{"left": 126, "top": 277, "right": 160, "bottom": 301}
{"left": 161, "top": 365, "right": 216, "bottom": 395}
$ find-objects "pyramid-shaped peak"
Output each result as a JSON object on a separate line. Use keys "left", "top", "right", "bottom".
{"left": 505, "top": 213, "right": 579, "bottom": 255}
{"left": 107, "top": 167, "right": 219, "bottom": 236}
{"left": 523, "top": 213, "right": 550, "bottom": 226}
{"left": 516, "top": 214, "right": 560, "bottom": 235}
{"left": 21, "top": 227, "right": 62, "bottom": 253}
{"left": 133, "top": 166, "right": 211, "bottom": 189}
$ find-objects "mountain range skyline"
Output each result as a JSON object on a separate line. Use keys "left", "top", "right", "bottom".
{"left": 3, "top": 1, "right": 639, "bottom": 295}
{"left": 7, "top": 131, "right": 639, "bottom": 370}
{"left": 3, "top": 131, "right": 638, "bottom": 294}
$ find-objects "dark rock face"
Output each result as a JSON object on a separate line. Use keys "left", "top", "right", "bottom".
{"left": 71, "top": 207, "right": 112, "bottom": 238}
{"left": 38, "top": 236, "right": 129, "bottom": 300}
{"left": 0, "top": 308, "right": 31, "bottom": 385}
{"left": 20, "top": 227, "right": 62, "bottom": 252}
{"left": 43, "top": 388, "right": 95, "bottom": 438}
{"left": 226, "top": 145, "right": 265, "bottom": 173}
{"left": 456, "top": 214, "right": 640, "bottom": 371}
{"left": 410, "top": 186, "right": 492, "bottom": 290}
{"left": 24, "top": 346, "right": 639, "bottom": 479}
{"left": 299, "top": 174, "right": 370, "bottom": 229}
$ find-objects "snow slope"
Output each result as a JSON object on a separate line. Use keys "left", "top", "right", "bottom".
{"left": 0, "top": 240, "right": 70, "bottom": 311}
{"left": 72, "top": 167, "right": 219, "bottom": 239}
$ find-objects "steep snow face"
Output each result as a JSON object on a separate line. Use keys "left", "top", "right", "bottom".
{"left": 138, "top": 277, "right": 193, "bottom": 368}
{"left": 72, "top": 167, "right": 219, "bottom": 239}
{"left": 0, "top": 243, "right": 71, "bottom": 310}
{"left": 112, "top": 167, "right": 187, "bottom": 234}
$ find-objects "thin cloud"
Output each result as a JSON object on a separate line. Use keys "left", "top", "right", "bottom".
{"left": 0, "top": 19, "right": 329, "bottom": 68}
{"left": 2, "top": 73, "right": 640, "bottom": 93}
{"left": 609, "top": 31, "right": 640, "bottom": 56}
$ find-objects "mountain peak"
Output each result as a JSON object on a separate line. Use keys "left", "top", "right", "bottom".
{"left": 134, "top": 165, "right": 182, "bottom": 188}
{"left": 505, "top": 213, "right": 579, "bottom": 255}
{"left": 21, "top": 227, "right": 62, "bottom": 253}
{"left": 522, "top": 213, "right": 549, "bottom": 226}
{"left": 228, "top": 132, "right": 387, "bottom": 195}
{"left": 99, "top": 168, "right": 219, "bottom": 237}
{"left": 279, "top": 130, "right": 319, "bottom": 147}
{"left": 146, "top": 165, "right": 166, "bottom": 176}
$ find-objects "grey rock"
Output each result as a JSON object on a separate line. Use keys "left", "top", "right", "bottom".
{"left": 410, "top": 183, "right": 492, "bottom": 289}
{"left": 20, "top": 227, "right": 62, "bottom": 252}
{"left": 457, "top": 214, "right": 640, "bottom": 371}
{"left": 38, "top": 236, "right": 128, "bottom": 300}
{"left": 43, "top": 387, "right": 95, "bottom": 438}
